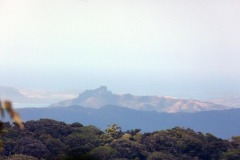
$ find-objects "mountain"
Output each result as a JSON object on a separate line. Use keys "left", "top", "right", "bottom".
{"left": 0, "top": 86, "right": 55, "bottom": 107}
{"left": 0, "top": 86, "right": 78, "bottom": 108}
{"left": 18, "top": 88, "right": 78, "bottom": 102}
{"left": 15, "top": 105, "right": 240, "bottom": 138}
{"left": 51, "top": 86, "right": 227, "bottom": 113}
{"left": 207, "top": 96, "right": 240, "bottom": 108}
{"left": 0, "top": 86, "right": 30, "bottom": 102}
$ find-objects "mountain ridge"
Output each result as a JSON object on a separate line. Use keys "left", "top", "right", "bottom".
{"left": 16, "top": 105, "right": 240, "bottom": 139}
{"left": 50, "top": 86, "right": 228, "bottom": 113}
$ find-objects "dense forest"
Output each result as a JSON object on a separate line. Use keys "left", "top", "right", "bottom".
{"left": 0, "top": 119, "right": 240, "bottom": 160}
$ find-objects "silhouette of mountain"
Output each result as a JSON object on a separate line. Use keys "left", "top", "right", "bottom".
{"left": 16, "top": 105, "right": 240, "bottom": 139}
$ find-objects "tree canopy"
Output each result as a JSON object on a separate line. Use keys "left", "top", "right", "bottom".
{"left": 0, "top": 119, "right": 240, "bottom": 160}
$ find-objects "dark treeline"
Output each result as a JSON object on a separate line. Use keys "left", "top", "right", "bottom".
{"left": 0, "top": 119, "right": 240, "bottom": 160}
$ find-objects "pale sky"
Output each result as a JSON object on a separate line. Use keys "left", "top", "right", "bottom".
{"left": 0, "top": 0, "right": 240, "bottom": 98}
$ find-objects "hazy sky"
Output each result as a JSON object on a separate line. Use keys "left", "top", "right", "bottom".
{"left": 0, "top": 0, "right": 240, "bottom": 98}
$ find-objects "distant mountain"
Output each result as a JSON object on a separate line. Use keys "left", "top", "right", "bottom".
{"left": 51, "top": 86, "right": 227, "bottom": 113}
{"left": 207, "top": 96, "right": 240, "bottom": 108}
{"left": 19, "top": 88, "right": 78, "bottom": 102}
{"left": 0, "top": 86, "right": 30, "bottom": 102}
{"left": 0, "top": 86, "right": 78, "bottom": 108}
{"left": 16, "top": 105, "right": 240, "bottom": 138}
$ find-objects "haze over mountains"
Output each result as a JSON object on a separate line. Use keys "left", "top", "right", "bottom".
{"left": 0, "top": 86, "right": 42, "bottom": 108}
{"left": 1, "top": 86, "right": 240, "bottom": 138}
{"left": 208, "top": 96, "right": 240, "bottom": 108}
{"left": 0, "top": 86, "right": 78, "bottom": 108}
{"left": 0, "top": 86, "right": 34, "bottom": 103}
{"left": 1, "top": 86, "right": 240, "bottom": 112}
{"left": 51, "top": 86, "right": 229, "bottom": 113}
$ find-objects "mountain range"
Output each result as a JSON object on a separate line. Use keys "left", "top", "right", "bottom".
{"left": 51, "top": 86, "right": 229, "bottom": 113}
{"left": 16, "top": 105, "right": 240, "bottom": 139}
{"left": 1, "top": 86, "right": 240, "bottom": 138}
{"left": 1, "top": 86, "right": 240, "bottom": 112}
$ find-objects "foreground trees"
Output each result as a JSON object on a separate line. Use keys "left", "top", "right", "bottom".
{"left": 0, "top": 119, "right": 240, "bottom": 160}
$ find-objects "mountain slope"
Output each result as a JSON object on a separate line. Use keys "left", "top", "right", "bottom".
{"left": 51, "top": 86, "right": 227, "bottom": 113}
{"left": 16, "top": 105, "right": 240, "bottom": 139}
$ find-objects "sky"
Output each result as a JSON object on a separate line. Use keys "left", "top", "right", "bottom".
{"left": 0, "top": 0, "right": 240, "bottom": 99}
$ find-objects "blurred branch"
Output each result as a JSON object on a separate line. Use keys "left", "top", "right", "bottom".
{"left": 0, "top": 100, "right": 24, "bottom": 129}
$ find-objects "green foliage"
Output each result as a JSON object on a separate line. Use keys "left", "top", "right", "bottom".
{"left": 89, "top": 145, "right": 118, "bottom": 160}
{"left": 142, "top": 127, "right": 231, "bottom": 160}
{"left": 25, "top": 119, "right": 70, "bottom": 138}
{"left": 147, "top": 151, "right": 176, "bottom": 160}
{"left": 1, "top": 119, "right": 240, "bottom": 160}
{"left": 221, "top": 149, "right": 240, "bottom": 160}
{"left": 231, "top": 136, "right": 240, "bottom": 148}
{"left": 221, "top": 136, "right": 240, "bottom": 160}
{"left": 69, "top": 122, "right": 83, "bottom": 128}
{"left": 110, "top": 138, "right": 146, "bottom": 159}
{"left": 3, "top": 154, "right": 38, "bottom": 160}
{"left": 105, "top": 124, "right": 122, "bottom": 139}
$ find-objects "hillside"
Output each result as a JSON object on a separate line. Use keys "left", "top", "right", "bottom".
{"left": 51, "top": 86, "right": 228, "bottom": 113}
{"left": 16, "top": 105, "right": 240, "bottom": 138}
{"left": 1, "top": 119, "right": 240, "bottom": 160}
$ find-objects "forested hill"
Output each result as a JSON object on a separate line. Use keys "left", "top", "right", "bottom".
{"left": 1, "top": 119, "right": 240, "bottom": 160}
